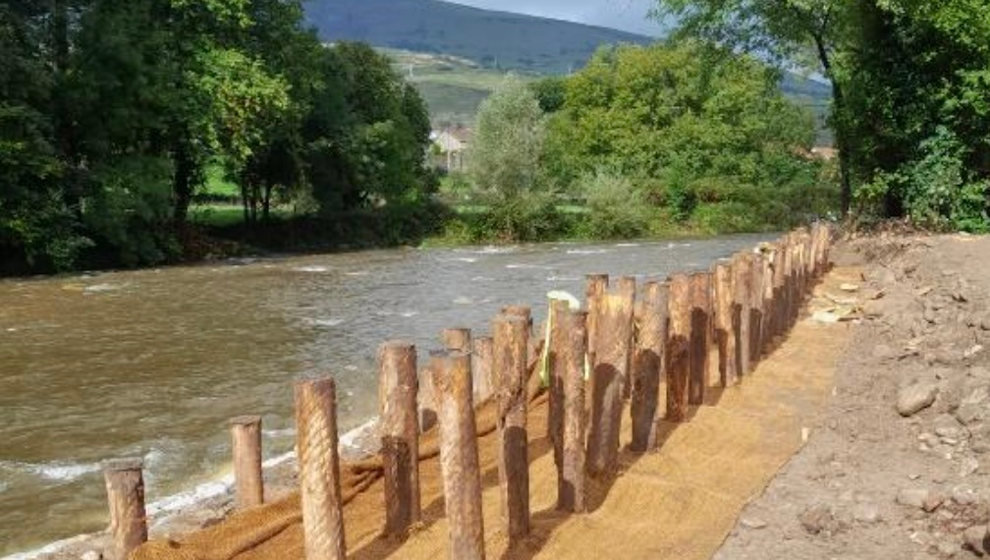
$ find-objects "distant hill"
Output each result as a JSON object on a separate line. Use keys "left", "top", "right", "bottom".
{"left": 304, "top": 0, "right": 832, "bottom": 142}
{"left": 304, "top": 0, "right": 654, "bottom": 75}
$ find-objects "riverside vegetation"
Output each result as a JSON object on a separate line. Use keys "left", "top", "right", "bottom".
{"left": 3, "top": 1, "right": 988, "bottom": 276}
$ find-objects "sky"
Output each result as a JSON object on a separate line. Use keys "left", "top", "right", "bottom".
{"left": 447, "top": 0, "right": 668, "bottom": 37}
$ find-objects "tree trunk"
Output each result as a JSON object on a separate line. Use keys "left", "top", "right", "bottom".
{"left": 262, "top": 180, "right": 273, "bottom": 223}
{"left": 814, "top": 34, "right": 852, "bottom": 216}
{"left": 172, "top": 141, "right": 195, "bottom": 225}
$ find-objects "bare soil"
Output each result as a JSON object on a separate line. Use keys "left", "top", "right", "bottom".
{"left": 717, "top": 233, "right": 990, "bottom": 560}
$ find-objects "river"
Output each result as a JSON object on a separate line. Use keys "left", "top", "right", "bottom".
{"left": 0, "top": 235, "right": 771, "bottom": 555}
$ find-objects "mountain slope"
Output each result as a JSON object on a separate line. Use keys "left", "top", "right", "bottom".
{"left": 304, "top": 0, "right": 654, "bottom": 74}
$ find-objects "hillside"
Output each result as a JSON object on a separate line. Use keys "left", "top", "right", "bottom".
{"left": 305, "top": 0, "right": 832, "bottom": 140}
{"left": 305, "top": 0, "right": 653, "bottom": 75}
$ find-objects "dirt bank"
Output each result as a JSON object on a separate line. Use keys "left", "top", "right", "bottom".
{"left": 717, "top": 233, "right": 990, "bottom": 559}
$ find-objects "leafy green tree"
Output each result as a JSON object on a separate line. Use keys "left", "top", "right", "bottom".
{"left": 652, "top": 0, "right": 855, "bottom": 215}
{"left": 843, "top": 1, "right": 990, "bottom": 230}
{"left": 545, "top": 42, "right": 828, "bottom": 230}
{"left": 470, "top": 76, "right": 547, "bottom": 200}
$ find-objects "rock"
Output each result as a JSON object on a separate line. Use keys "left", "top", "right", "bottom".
{"left": 925, "top": 492, "right": 946, "bottom": 512}
{"left": 852, "top": 502, "right": 881, "bottom": 524}
{"left": 80, "top": 552, "right": 102, "bottom": 560}
{"left": 898, "top": 488, "right": 931, "bottom": 509}
{"left": 952, "top": 485, "right": 979, "bottom": 506}
{"left": 965, "top": 345, "right": 985, "bottom": 360}
{"left": 874, "top": 344, "right": 896, "bottom": 360}
{"left": 840, "top": 283, "right": 860, "bottom": 292}
{"left": 740, "top": 515, "right": 768, "bottom": 529}
{"left": 938, "top": 540, "right": 959, "bottom": 557}
{"left": 955, "top": 404, "right": 985, "bottom": 426}
{"left": 799, "top": 503, "right": 844, "bottom": 536}
{"left": 898, "top": 382, "right": 939, "bottom": 417}
{"left": 960, "top": 457, "right": 980, "bottom": 477}
{"left": 935, "top": 414, "right": 966, "bottom": 439}
{"left": 964, "top": 525, "right": 989, "bottom": 556}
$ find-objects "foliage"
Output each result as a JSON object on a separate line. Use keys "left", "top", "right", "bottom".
{"left": 0, "top": 1, "right": 438, "bottom": 274}
{"left": 542, "top": 42, "right": 830, "bottom": 229}
{"left": 470, "top": 77, "right": 547, "bottom": 201}
{"left": 577, "top": 171, "right": 652, "bottom": 239}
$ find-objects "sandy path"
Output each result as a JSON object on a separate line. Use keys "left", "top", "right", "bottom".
{"left": 135, "top": 265, "right": 857, "bottom": 560}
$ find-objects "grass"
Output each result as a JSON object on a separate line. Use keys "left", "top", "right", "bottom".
{"left": 188, "top": 204, "right": 298, "bottom": 227}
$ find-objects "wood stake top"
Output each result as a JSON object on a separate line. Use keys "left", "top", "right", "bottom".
{"left": 103, "top": 458, "right": 143, "bottom": 472}
{"left": 229, "top": 415, "right": 262, "bottom": 427}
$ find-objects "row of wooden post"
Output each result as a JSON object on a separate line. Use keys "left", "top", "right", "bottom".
{"left": 100, "top": 224, "right": 832, "bottom": 560}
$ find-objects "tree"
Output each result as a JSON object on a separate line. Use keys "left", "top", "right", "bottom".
{"left": 543, "top": 42, "right": 831, "bottom": 230}
{"left": 653, "top": 0, "right": 855, "bottom": 215}
{"left": 470, "top": 76, "right": 547, "bottom": 200}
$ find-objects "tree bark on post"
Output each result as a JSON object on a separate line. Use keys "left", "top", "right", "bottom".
{"left": 472, "top": 336, "right": 494, "bottom": 403}
{"left": 688, "top": 272, "right": 712, "bottom": 405}
{"left": 587, "top": 292, "right": 634, "bottom": 477}
{"left": 230, "top": 415, "right": 264, "bottom": 509}
{"left": 733, "top": 254, "right": 753, "bottom": 376}
{"left": 548, "top": 300, "right": 570, "bottom": 483}
{"left": 379, "top": 341, "right": 421, "bottom": 538}
{"left": 748, "top": 253, "right": 765, "bottom": 369}
{"left": 761, "top": 245, "right": 777, "bottom": 353}
{"left": 103, "top": 458, "right": 147, "bottom": 560}
{"left": 631, "top": 281, "right": 667, "bottom": 451}
{"left": 666, "top": 274, "right": 691, "bottom": 422}
{"left": 493, "top": 315, "right": 530, "bottom": 542}
{"left": 585, "top": 274, "right": 609, "bottom": 365}
{"left": 432, "top": 351, "right": 485, "bottom": 559}
{"left": 442, "top": 328, "right": 472, "bottom": 352}
{"left": 617, "top": 276, "right": 637, "bottom": 400}
{"left": 558, "top": 309, "right": 588, "bottom": 512}
{"left": 713, "top": 264, "right": 737, "bottom": 387}
{"left": 773, "top": 238, "right": 789, "bottom": 339}
{"left": 294, "top": 377, "right": 346, "bottom": 560}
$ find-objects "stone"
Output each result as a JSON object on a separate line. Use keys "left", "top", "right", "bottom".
{"left": 964, "top": 525, "right": 989, "bottom": 556}
{"left": 955, "top": 404, "right": 984, "bottom": 426}
{"left": 951, "top": 485, "right": 979, "bottom": 506}
{"left": 740, "top": 516, "right": 768, "bottom": 529}
{"left": 898, "top": 383, "right": 939, "bottom": 417}
{"left": 897, "top": 488, "right": 931, "bottom": 509}
{"left": 935, "top": 414, "right": 965, "bottom": 439}
{"left": 924, "top": 492, "right": 946, "bottom": 513}
{"left": 852, "top": 502, "right": 881, "bottom": 524}
{"left": 80, "top": 552, "right": 102, "bottom": 560}
{"left": 938, "top": 540, "right": 959, "bottom": 557}
{"left": 960, "top": 457, "right": 980, "bottom": 477}
{"left": 799, "top": 503, "right": 845, "bottom": 536}
{"left": 965, "top": 345, "right": 985, "bottom": 360}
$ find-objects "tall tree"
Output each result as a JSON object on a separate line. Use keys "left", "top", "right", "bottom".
{"left": 653, "top": 0, "right": 855, "bottom": 215}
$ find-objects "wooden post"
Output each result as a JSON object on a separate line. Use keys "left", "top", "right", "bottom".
{"left": 442, "top": 327, "right": 472, "bottom": 352}
{"left": 501, "top": 305, "right": 534, "bottom": 359}
{"left": 432, "top": 350, "right": 486, "bottom": 559}
{"left": 230, "top": 415, "right": 264, "bottom": 509}
{"left": 761, "top": 245, "right": 776, "bottom": 353}
{"left": 295, "top": 377, "right": 346, "bottom": 560}
{"left": 748, "top": 253, "right": 765, "bottom": 369}
{"left": 548, "top": 300, "right": 570, "bottom": 480}
{"left": 493, "top": 314, "right": 530, "bottom": 541}
{"left": 472, "top": 336, "right": 494, "bottom": 402}
{"left": 558, "top": 309, "right": 588, "bottom": 512}
{"left": 713, "top": 264, "right": 737, "bottom": 387}
{"left": 733, "top": 254, "right": 753, "bottom": 376}
{"left": 617, "top": 276, "right": 637, "bottom": 399}
{"left": 631, "top": 281, "right": 668, "bottom": 451}
{"left": 666, "top": 274, "right": 691, "bottom": 422}
{"left": 773, "top": 238, "right": 788, "bottom": 339}
{"left": 103, "top": 458, "right": 147, "bottom": 560}
{"left": 587, "top": 292, "right": 634, "bottom": 476}
{"left": 585, "top": 274, "right": 609, "bottom": 363}
{"left": 688, "top": 272, "right": 712, "bottom": 405}
{"left": 379, "top": 341, "right": 421, "bottom": 537}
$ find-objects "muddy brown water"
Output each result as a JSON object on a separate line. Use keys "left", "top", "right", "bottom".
{"left": 0, "top": 235, "right": 771, "bottom": 555}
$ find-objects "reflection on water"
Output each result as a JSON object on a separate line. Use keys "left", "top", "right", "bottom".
{"left": 0, "top": 235, "right": 770, "bottom": 554}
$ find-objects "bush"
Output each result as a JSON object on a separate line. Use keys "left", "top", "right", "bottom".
{"left": 480, "top": 192, "right": 569, "bottom": 242}
{"left": 578, "top": 171, "right": 653, "bottom": 239}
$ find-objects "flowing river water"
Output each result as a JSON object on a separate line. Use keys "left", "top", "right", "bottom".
{"left": 0, "top": 235, "right": 772, "bottom": 555}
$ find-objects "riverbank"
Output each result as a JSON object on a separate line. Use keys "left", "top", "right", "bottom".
{"left": 1, "top": 235, "right": 774, "bottom": 556}
{"left": 718, "top": 232, "right": 990, "bottom": 559}
{"left": 44, "top": 231, "right": 987, "bottom": 560}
